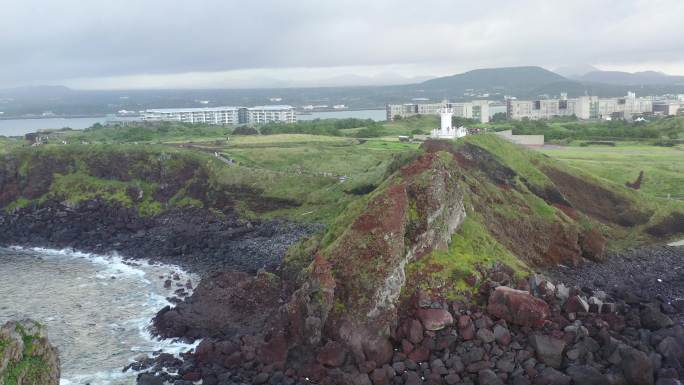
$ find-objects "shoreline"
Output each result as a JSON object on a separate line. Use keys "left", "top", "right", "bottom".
{"left": 0, "top": 199, "right": 320, "bottom": 277}
{"left": 0, "top": 246, "right": 201, "bottom": 385}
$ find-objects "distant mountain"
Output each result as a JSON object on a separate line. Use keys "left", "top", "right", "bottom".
{"left": 418, "top": 66, "right": 570, "bottom": 96}
{"left": 553, "top": 64, "right": 600, "bottom": 79}
{"left": 577, "top": 70, "right": 684, "bottom": 86}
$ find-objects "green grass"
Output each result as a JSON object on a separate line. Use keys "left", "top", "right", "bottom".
{"left": 48, "top": 171, "right": 164, "bottom": 216}
{"left": 540, "top": 143, "right": 684, "bottom": 200}
{"left": 1, "top": 322, "right": 51, "bottom": 385}
{"left": 0, "top": 137, "right": 23, "bottom": 154}
{"left": 462, "top": 134, "right": 554, "bottom": 189}
{"left": 405, "top": 214, "right": 528, "bottom": 299}
{"left": 380, "top": 115, "right": 439, "bottom": 136}
{"left": 480, "top": 116, "right": 684, "bottom": 142}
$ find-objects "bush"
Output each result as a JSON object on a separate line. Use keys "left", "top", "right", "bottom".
{"left": 260, "top": 118, "right": 377, "bottom": 136}
{"left": 232, "top": 126, "right": 259, "bottom": 135}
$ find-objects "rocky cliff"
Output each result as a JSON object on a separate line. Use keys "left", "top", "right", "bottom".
{"left": 0, "top": 146, "right": 318, "bottom": 274}
{"left": 0, "top": 319, "right": 60, "bottom": 385}
{"left": 148, "top": 136, "right": 684, "bottom": 384}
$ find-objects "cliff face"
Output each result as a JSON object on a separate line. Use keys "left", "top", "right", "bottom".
{"left": 0, "top": 320, "right": 60, "bottom": 385}
{"left": 280, "top": 150, "right": 467, "bottom": 364}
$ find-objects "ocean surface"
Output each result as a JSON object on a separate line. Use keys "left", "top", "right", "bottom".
{"left": 0, "top": 247, "right": 199, "bottom": 385}
{"left": 0, "top": 109, "right": 387, "bottom": 137}
{"left": 0, "top": 117, "right": 109, "bottom": 137}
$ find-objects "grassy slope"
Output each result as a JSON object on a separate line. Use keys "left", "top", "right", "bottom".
{"left": 4, "top": 119, "right": 682, "bottom": 298}
{"left": 540, "top": 143, "right": 684, "bottom": 200}
{"left": 402, "top": 134, "right": 684, "bottom": 298}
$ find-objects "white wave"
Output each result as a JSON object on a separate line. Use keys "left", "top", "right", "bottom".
{"left": 4, "top": 245, "right": 201, "bottom": 381}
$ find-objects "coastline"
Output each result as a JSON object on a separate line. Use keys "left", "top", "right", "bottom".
{"left": 0, "top": 246, "right": 201, "bottom": 385}
{"left": 0, "top": 199, "right": 320, "bottom": 277}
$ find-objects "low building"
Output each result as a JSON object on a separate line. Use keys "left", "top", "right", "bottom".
{"left": 387, "top": 100, "right": 490, "bottom": 123}
{"left": 245, "top": 105, "right": 297, "bottom": 124}
{"left": 653, "top": 101, "right": 683, "bottom": 116}
{"left": 506, "top": 92, "right": 652, "bottom": 121}
{"left": 494, "top": 130, "right": 544, "bottom": 148}
{"left": 143, "top": 105, "right": 296, "bottom": 125}
{"left": 143, "top": 106, "right": 241, "bottom": 125}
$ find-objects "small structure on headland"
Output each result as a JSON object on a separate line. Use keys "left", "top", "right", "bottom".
{"left": 430, "top": 106, "right": 467, "bottom": 139}
{"left": 494, "top": 129, "right": 544, "bottom": 148}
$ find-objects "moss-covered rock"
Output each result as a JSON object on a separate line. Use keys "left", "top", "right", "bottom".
{"left": 279, "top": 150, "right": 466, "bottom": 363}
{"left": 0, "top": 320, "right": 60, "bottom": 385}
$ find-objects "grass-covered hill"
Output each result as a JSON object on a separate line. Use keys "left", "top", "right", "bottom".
{"left": 283, "top": 133, "right": 683, "bottom": 308}
{"left": 262, "top": 133, "right": 684, "bottom": 368}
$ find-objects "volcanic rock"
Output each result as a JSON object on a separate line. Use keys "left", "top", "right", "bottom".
{"left": 416, "top": 308, "right": 454, "bottom": 331}
{"left": 620, "top": 345, "right": 654, "bottom": 385}
{"left": 487, "top": 286, "right": 550, "bottom": 327}
{"left": 529, "top": 334, "right": 567, "bottom": 369}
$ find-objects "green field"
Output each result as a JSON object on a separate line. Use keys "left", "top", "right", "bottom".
{"left": 540, "top": 143, "right": 684, "bottom": 200}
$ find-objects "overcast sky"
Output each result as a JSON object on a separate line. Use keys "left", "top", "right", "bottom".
{"left": 3, "top": 0, "right": 684, "bottom": 89}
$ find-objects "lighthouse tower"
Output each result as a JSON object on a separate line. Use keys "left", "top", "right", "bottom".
{"left": 440, "top": 106, "right": 453, "bottom": 133}
{"left": 431, "top": 103, "right": 467, "bottom": 139}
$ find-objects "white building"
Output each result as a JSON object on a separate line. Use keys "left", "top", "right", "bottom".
{"left": 143, "top": 105, "right": 297, "bottom": 125}
{"left": 246, "top": 105, "right": 297, "bottom": 124}
{"left": 430, "top": 106, "right": 467, "bottom": 139}
{"left": 387, "top": 100, "right": 490, "bottom": 123}
{"left": 143, "top": 106, "right": 241, "bottom": 125}
{"left": 506, "top": 92, "right": 652, "bottom": 121}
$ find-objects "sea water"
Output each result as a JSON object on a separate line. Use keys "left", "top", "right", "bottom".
{"left": 0, "top": 247, "right": 199, "bottom": 385}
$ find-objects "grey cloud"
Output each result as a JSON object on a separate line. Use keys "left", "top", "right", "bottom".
{"left": 1, "top": 0, "right": 683, "bottom": 88}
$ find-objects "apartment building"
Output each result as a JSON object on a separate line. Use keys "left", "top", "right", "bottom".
{"left": 144, "top": 107, "right": 241, "bottom": 124}
{"left": 246, "top": 105, "right": 297, "bottom": 124}
{"left": 143, "top": 105, "right": 296, "bottom": 125}
{"left": 386, "top": 100, "right": 490, "bottom": 123}
{"left": 506, "top": 92, "right": 652, "bottom": 121}
{"left": 653, "top": 101, "right": 684, "bottom": 116}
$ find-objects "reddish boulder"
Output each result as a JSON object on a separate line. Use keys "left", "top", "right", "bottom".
{"left": 401, "top": 339, "right": 414, "bottom": 354}
{"left": 408, "top": 345, "right": 431, "bottom": 362}
{"left": 363, "top": 337, "right": 394, "bottom": 366}
{"left": 487, "top": 286, "right": 549, "bottom": 327}
{"left": 257, "top": 332, "right": 288, "bottom": 365}
{"left": 317, "top": 341, "right": 347, "bottom": 367}
{"left": 408, "top": 319, "right": 424, "bottom": 344}
{"left": 564, "top": 295, "right": 589, "bottom": 314}
{"left": 416, "top": 308, "right": 454, "bottom": 331}
{"left": 458, "top": 315, "right": 475, "bottom": 340}
{"left": 371, "top": 368, "right": 390, "bottom": 385}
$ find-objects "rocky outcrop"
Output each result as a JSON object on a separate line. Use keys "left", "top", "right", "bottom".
{"left": 279, "top": 150, "right": 466, "bottom": 365}
{"left": 0, "top": 199, "right": 318, "bottom": 275}
{"left": 148, "top": 150, "right": 468, "bottom": 381}
{"left": 0, "top": 319, "right": 60, "bottom": 385}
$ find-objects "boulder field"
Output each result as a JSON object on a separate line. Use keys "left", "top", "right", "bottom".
{"left": 141, "top": 263, "right": 684, "bottom": 385}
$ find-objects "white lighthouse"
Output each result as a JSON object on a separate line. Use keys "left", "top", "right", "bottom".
{"left": 431, "top": 104, "right": 467, "bottom": 139}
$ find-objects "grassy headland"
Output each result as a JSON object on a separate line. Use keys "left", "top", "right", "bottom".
{"left": 1, "top": 115, "right": 683, "bottom": 298}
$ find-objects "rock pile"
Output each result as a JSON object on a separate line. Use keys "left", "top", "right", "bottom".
{"left": 137, "top": 265, "right": 684, "bottom": 385}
